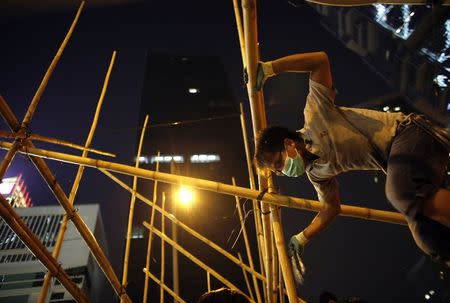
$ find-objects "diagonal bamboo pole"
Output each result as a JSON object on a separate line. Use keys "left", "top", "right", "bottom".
{"left": 160, "top": 192, "right": 166, "bottom": 303}
{"left": 232, "top": 177, "right": 262, "bottom": 303}
{"left": 0, "top": 194, "right": 90, "bottom": 303}
{"left": 143, "top": 222, "right": 251, "bottom": 301}
{"left": 99, "top": 169, "right": 267, "bottom": 283}
{"left": 38, "top": 51, "right": 117, "bottom": 303}
{"left": 143, "top": 268, "right": 186, "bottom": 303}
{"left": 3, "top": 142, "right": 408, "bottom": 225}
{"left": 238, "top": 252, "right": 255, "bottom": 302}
{"left": 143, "top": 151, "right": 160, "bottom": 303}
{"left": 22, "top": 2, "right": 84, "bottom": 127}
{"left": 239, "top": 102, "right": 265, "bottom": 280}
{"left": 0, "top": 2, "right": 85, "bottom": 179}
{"left": 0, "top": 95, "right": 20, "bottom": 132}
{"left": 121, "top": 115, "right": 149, "bottom": 301}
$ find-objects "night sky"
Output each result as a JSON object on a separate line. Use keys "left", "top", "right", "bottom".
{"left": 0, "top": 1, "right": 445, "bottom": 302}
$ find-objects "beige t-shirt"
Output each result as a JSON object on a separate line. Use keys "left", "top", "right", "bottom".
{"left": 300, "top": 80, "right": 406, "bottom": 203}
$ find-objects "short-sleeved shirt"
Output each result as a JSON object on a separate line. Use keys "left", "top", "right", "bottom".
{"left": 300, "top": 80, "right": 406, "bottom": 203}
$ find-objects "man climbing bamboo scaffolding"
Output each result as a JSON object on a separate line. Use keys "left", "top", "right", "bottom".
{"left": 252, "top": 51, "right": 450, "bottom": 267}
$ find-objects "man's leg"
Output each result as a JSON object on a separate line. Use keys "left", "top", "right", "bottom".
{"left": 423, "top": 188, "right": 450, "bottom": 228}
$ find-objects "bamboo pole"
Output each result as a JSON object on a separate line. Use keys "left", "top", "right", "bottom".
{"left": 143, "top": 269, "right": 186, "bottom": 303}
{"left": 239, "top": 1, "right": 275, "bottom": 301}
{"left": 0, "top": 194, "right": 90, "bottom": 303}
{"left": 207, "top": 271, "right": 211, "bottom": 291}
{"left": 99, "top": 169, "right": 267, "bottom": 283}
{"left": 3, "top": 142, "right": 408, "bottom": 225}
{"left": 232, "top": 177, "right": 262, "bottom": 303}
{"left": 239, "top": 102, "right": 265, "bottom": 281}
{"left": 39, "top": 51, "right": 117, "bottom": 303}
{"left": 122, "top": 115, "right": 149, "bottom": 301}
{"left": 22, "top": 2, "right": 84, "bottom": 126}
{"left": 0, "top": 95, "right": 20, "bottom": 132}
{"left": 143, "top": 222, "right": 251, "bottom": 301}
{"left": 0, "top": 131, "right": 115, "bottom": 157}
{"left": 160, "top": 192, "right": 166, "bottom": 303}
{"left": 143, "top": 151, "right": 160, "bottom": 303}
{"left": 279, "top": 261, "right": 286, "bottom": 303}
{"left": 271, "top": 208, "right": 279, "bottom": 303}
{"left": 238, "top": 252, "right": 255, "bottom": 302}
{"left": 232, "top": 0, "right": 246, "bottom": 67}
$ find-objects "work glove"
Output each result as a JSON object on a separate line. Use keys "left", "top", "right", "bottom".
{"left": 288, "top": 232, "right": 308, "bottom": 287}
{"left": 243, "top": 61, "right": 275, "bottom": 91}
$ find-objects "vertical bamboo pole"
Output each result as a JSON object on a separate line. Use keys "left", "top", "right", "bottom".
{"left": 207, "top": 271, "right": 211, "bottom": 291}
{"left": 238, "top": 252, "right": 255, "bottom": 302}
{"left": 160, "top": 193, "right": 166, "bottom": 303}
{"left": 38, "top": 51, "right": 117, "bottom": 303}
{"left": 271, "top": 217, "right": 279, "bottom": 303}
{"left": 232, "top": 0, "right": 247, "bottom": 67}
{"left": 279, "top": 262, "right": 286, "bottom": 303}
{"left": 240, "top": 0, "right": 302, "bottom": 301}
{"left": 232, "top": 177, "right": 262, "bottom": 303}
{"left": 239, "top": 102, "right": 265, "bottom": 277}
{"left": 143, "top": 151, "right": 160, "bottom": 303}
{"left": 121, "top": 115, "right": 149, "bottom": 301}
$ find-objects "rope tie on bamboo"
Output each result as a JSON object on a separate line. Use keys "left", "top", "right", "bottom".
{"left": 67, "top": 207, "right": 79, "bottom": 221}
{"left": 118, "top": 284, "right": 127, "bottom": 297}
{"left": 256, "top": 188, "right": 271, "bottom": 215}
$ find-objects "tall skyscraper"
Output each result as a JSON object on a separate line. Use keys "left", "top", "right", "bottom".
{"left": 126, "top": 52, "right": 251, "bottom": 302}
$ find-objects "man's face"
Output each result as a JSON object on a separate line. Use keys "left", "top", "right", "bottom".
{"left": 264, "top": 138, "right": 298, "bottom": 176}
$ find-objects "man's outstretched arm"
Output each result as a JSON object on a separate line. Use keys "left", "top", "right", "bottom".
{"left": 271, "top": 51, "right": 333, "bottom": 89}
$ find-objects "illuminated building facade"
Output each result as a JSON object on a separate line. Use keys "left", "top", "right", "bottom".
{"left": 0, "top": 175, "right": 32, "bottom": 208}
{"left": 0, "top": 204, "right": 113, "bottom": 303}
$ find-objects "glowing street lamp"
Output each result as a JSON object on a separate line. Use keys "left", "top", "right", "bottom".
{"left": 177, "top": 186, "right": 194, "bottom": 206}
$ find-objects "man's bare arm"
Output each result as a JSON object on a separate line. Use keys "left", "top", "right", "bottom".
{"left": 271, "top": 51, "right": 333, "bottom": 89}
{"left": 303, "top": 190, "right": 341, "bottom": 240}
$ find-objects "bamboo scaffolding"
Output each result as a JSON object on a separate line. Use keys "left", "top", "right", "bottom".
{"left": 239, "top": 102, "right": 265, "bottom": 280}
{"left": 143, "top": 222, "right": 251, "bottom": 301}
{"left": 121, "top": 115, "right": 149, "bottom": 302}
{"left": 143, "top": 269, "right": 186, "bottom": 303}
{"left": 238, "top": 252, "right": 255, "bottom": 302}
{"left": 271, "top": 207, "right": 279, "bottom": 303}
{"left": 0, "top": 194, "right": 90, "bottom": 303}
{"left": 0, "top": 95, "right": 20, "bottom": 132}
{"left": 38, "top": 51, "right": 118, "bottom": 303}
{"left": 232, "top": 177, "right": 262, "bottom": 303}
{"left": 160, "top": 192, "right": 166, "bottom": 303}
{"left": 0, "top": 131, "right": 115, "bottom": 157}
{"left": 143, "top": 151, "right": 160, "bottom": 303}
{"left": 2, "top": 142, "right": 407, "bottom": 225}
{"left": 99, "top": 169, "right": 267, "bottom": 283}
{"left": 232, "top": 0, "right": 246, "bottom": 67}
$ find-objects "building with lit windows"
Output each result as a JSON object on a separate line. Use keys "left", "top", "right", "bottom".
{"left": 0, "top": 175, "right": 32, "bottom": 208}
{"left": 125, "top": 52, "right": 248, "bottom": 302}
{"left": 305, "top": 3, "right": 450, "bottom": 126}
{"left": 0, "top": 204, "right": 113, "bottom": 303}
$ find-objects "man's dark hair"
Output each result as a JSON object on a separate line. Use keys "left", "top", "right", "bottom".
{"left": 196, "top": 287, "right": 250, "bottom": 303}
{"left": 320, "top": 291, "right": 338, "bottom": 303}
{"left": 254, "top": 125, "right": 301, "bottom": 169}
